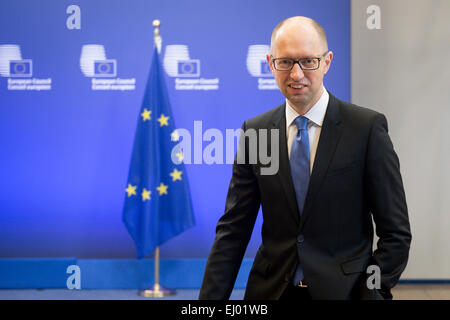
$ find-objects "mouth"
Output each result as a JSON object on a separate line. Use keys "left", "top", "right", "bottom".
{"left": 288, "top": 83, "right": 308, "bottom": 91}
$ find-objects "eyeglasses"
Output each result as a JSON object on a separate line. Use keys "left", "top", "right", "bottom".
{"left": 271, "top": 51, "right": 329, "bottom": 71}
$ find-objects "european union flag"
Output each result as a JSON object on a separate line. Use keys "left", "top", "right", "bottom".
{"left": 122, "top": 47, "right": 195, "bottom": 259}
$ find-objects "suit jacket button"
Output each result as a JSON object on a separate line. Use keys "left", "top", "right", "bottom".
{"left": 297, "top": 234, "right": 304, "bottom": 243}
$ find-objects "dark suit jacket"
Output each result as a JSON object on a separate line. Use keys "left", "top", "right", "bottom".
{"left": 199, "top": 93, "right": 411, "bottom": 300}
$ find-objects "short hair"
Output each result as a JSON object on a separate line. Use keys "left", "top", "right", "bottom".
{"left": 270, "top": 16, "right": 328, "bottom": 53}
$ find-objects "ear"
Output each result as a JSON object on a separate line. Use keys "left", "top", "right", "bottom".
{"left": 323, "top": 51, "right": 333, "bottom": 75}
{"left": 266, "top": 53, "right": 274, "bottom": 72}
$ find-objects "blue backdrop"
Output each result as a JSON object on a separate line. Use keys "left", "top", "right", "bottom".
{"left": 0, "top": 0, "right": 350, "bottom": 259}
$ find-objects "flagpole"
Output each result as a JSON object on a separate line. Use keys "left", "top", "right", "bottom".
{"left": 153, "top": 19, "right": 162, "bottom": 53}
{"left": 138, "top": 19, "right": 175, "bottom": 298}
{"left": 139, "top": 246, "right": 175, "bottom": 297}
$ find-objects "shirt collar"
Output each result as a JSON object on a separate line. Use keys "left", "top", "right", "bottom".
{"left": 285, "top": 87, "right": 329, "bottom": 128}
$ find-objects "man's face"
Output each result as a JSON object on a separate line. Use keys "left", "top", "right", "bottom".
{"left": 267, "top": 24, "right": 332, "bottom": 111}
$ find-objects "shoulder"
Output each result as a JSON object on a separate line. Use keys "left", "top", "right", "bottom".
{"left": 330, "top": 94, "right": 387, "bottom": 129}
{"left": 242, "top": 103, "right": 285, "bottom": 130}
{"left": 333, "top": 95, "right": 381, "bottom": 120}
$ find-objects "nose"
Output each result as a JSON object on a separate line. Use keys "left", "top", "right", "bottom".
{"left": 290, "top": 62, "right": 304, "bottom": 81}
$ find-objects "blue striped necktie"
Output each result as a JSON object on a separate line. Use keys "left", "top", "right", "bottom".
{"left": 289, "top": 115, "right": 310, "bottom": 285}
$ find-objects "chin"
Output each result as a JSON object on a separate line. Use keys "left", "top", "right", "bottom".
{"left": 289, "top": 95, "right": 311, "bottom": 107}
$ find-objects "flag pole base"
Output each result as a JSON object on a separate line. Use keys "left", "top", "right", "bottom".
{"left": 138, "top": 284, "right": 176, "bottom": 298}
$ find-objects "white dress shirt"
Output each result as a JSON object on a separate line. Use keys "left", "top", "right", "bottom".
{"left": 286, "top": 87, "right": 329, "bottom": 173}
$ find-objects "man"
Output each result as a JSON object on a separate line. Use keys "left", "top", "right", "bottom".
{"left": 199, "top": 16, "right": 411, "bottom": 300}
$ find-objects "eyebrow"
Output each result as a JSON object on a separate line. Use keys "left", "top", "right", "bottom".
{"left": 274, "top": 55, "right": 319, "bottom": 59}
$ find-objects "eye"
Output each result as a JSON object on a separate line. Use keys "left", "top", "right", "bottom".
{"left": 301, "top": 58, "right": 315, "bottom": 66}
{"left": 278, "top": 59, "right": 293, "bottom": 66}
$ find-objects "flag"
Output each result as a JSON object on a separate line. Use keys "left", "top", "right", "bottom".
{"left": 122, "top": 47, "right": 195, "bottom": 259}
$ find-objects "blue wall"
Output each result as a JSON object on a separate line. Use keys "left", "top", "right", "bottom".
{"left": 0, "top": 258, "right": 254, "bottom": 289}
{"left": 0, "top": 0, "right": 350, "bottom": 260}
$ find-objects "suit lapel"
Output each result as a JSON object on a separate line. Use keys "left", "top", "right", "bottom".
{"left": 272, "top": 103, "right": 301, "bottom": 225}
{"left": 300, "top": 93, "right": 343, "bottom": 231}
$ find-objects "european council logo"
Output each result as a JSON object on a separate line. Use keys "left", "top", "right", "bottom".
{"left": 246, "top": 45, "right": 272, "bottom": 77}
{"left": 162, "top": 44, "right": 218, "bottom": 91}
{"left": 0, "top": 44, "right": 51, "bottom": 91}
{"left": 246, "top": 45, "right": 277, "bottom": 90}
{"left": 79, "top": 44, "right": 135, "bottom": 91}
{"left": 0, "top": 44, "right": 32, "bottom": 77}
{"left": 163, "top": 45, "right": 200, "bottom": 77}
{"left": 80, "top": 44, "right": 117, "bottom": 77}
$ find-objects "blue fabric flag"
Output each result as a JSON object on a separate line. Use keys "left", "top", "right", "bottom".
{"left": 122, "top": 47, "right": 195, "bottom": 259}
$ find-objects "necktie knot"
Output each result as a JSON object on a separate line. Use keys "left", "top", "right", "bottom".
{"left": 294, "top": 116, "right": 308, "bottom": 131}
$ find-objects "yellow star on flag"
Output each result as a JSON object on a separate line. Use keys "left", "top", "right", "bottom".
{"left": 170, "top": 168, "right": 183, "bottom": 181}
{"left": 156, "top": 182, "right": 169, "bottom": 196}
{"left": 141, "top": 188, "right": 151, "bottom": 201}
{"left": 125, "top": 184, "right": 137, "bottom": 197}
{"left": 171, "top": 130, "right": 179, "bottom": 142}
{"left": 157, "top": 114, "right": 169, "bottom": 127}
{"left": 175, "top": 151, "right": 184, "bottom": 163}
{"left": 140, "top": 108, "right": 152, "bottom": 121}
